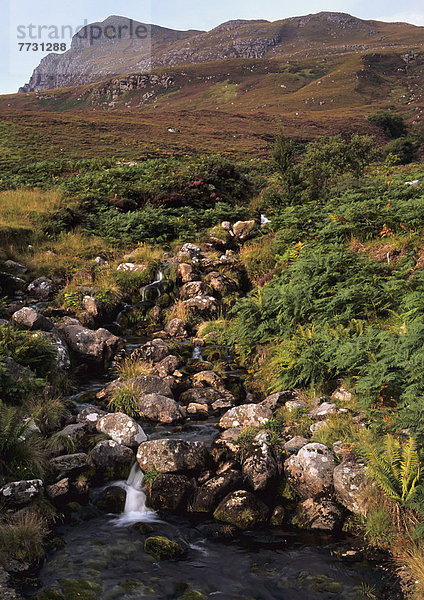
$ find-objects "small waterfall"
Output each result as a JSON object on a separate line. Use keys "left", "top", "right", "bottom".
{"left": 140, "top": 268, "right": 164, "bottom": 303}
{"left": 114, "top": 463, "right": 156, "bottom": 526}
{"left": 192, "top": 346, "right": 203, "bottom": 360}
{"left": 261, "top": 213, "right": 270, "bottom": 226}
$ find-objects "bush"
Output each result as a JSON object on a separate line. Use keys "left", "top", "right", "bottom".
{"left": 384, "top": 137, "right": 419, "bottom": 165}
{"left": 368, "top": 111, "right": 407, "bottom": 139}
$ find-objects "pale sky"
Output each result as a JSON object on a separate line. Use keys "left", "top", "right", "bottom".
{"left": 1, "top": 0, "right": 424, "bottom": 95}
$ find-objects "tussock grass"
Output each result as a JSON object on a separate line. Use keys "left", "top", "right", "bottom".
{"left": 114, "top": 355, "right": 154, "bottom": 380}
{"left": 0, "top": 188, "right": 62, "bottom": 230}
{"left": 0, "top": 509, "right": 48, "bottom": 564}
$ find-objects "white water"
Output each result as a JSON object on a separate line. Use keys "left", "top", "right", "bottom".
{"left": 113, "top": 463, "right": 157, "bottom": 526}
{"left": 192, "top": 346, "right": 203, "bottom": 360}
{"left": 261, "top": 213, "right": 270, "bottom": 226}
{"left": 140, "top": 268, "right": 164, "bottom": 302}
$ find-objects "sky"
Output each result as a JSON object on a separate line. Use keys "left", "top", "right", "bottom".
{"left": 1, "top": 0, "right": 424, "bottom": 95}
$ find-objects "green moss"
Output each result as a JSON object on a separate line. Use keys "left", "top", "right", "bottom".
{"left": 59, "top": 578, "right": 102, "bottom": 600}
{"left": 144, "top": 535, "right": 184, "bottom": 560}
{"left": 131, "top": 522, "right": 154, "bottom": 535}
{"left": 119, "top": 580, "right": 142, "bottom": 592}
{"left": 35, "top": 589, "right": 65, "bottom": 600}
{"left": 178, "top": 590, "right": 207, "bottom": 600}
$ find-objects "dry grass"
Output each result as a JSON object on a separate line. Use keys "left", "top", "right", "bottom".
{"left": 0, "top": 509, "right": 48, "bottom": 564}
{"left": 0, "top": 188, "right": 62, "bottom": 230}
{"left": 398, "top": 543, "right": 424, "bottom": 599}
{"left": 114, "top": 355, "right": 154, "bottom": 380}
{"left": 122, "top": 242, "right": 163, "bottom": 264}
{"left": 165, "top": 299, "right": 193, "bottom": 325}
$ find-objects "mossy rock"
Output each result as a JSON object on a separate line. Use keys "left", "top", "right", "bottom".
{"left": 119, "top": 580, "right": 142, "bottom": 593}
{"left": 156, "top": 293, "right": 170, "bottom": 307}
{"left": 178, "top": 590, "right": 207, "bottom": 600}
{"left": 144, "top": 536, "right": 184, "bottom": 560}
{"left": 35, "top": 589, "right": 65, "bottom": 600}
{"left": 94, "top": 486, "right": 126, "bottom": 513}
{"left": 59, "top": 578, "right": 103, "bottom": 600}
{"left": 131, "top": 521, "right": 155, "bottom": 535}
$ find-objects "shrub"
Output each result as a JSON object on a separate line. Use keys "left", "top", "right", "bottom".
{"left": 368, "top": 111, "right": 407, "bottom": 139}
{"left": 384, "top": 137, "right": 419, "bottom": 165}
{"left": 0, "top": 509, "right": 48, "bottom": 564}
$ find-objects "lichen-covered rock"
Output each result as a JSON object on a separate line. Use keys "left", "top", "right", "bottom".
{"left": 155, "top": 355, "right": 181, "bottom": 377}
{"left": 11, "top": 307, "right": 54, "bottom": 331}
{"left": 179, "top": 281, "right": 209, "bottom": 300}
{"left": 333, "top": 461, "right": 371, "bottom": 515}
{"left": 192, "top": 371, "right": 224, "bottom": 390}
{"left": 144, "top": 536, "right": 184, "bottom": 560}
{"left": 284, "top": 443, "right": 335, "bottom": 499}
{"left": 131, "top": 339, "right": 170, "bottom": 363}
{"left": 97, "top": 375, "right": 173, "bottom": 404}
{"left": 204, "top": 271, "right": 237, "bottom": 295}
{"left": 284, "top": 436, "right": 309, "bottom": 454}
{"left": 137, "top": 439, "right": 209, "bottom": 474}
{"left": 180, "top": 387, "right": 235, "bottom": 406}
{"left": 192, "top": 469, "right": 242, "bottom": 513}
{"left": 187, "top": 403, "right": 209, "bottom": 418}
{"left": 183, "top": 295, "right": 218, "bottom": 315}
{"left": 260, "top": 391, "right": 297, "bottom": 412}
{"left": 178, "top": 243, "right": 201, "bottom": 261}
{"left": 165, "top": 318, "right": 187, "bottom": 338}
{"left": 77, "top": 406, "right": 108, "bottom": 430}
{"left": 309, "top": 402, "right": 337, "bottom": 419}
{"left": 35, "top": 331, "right": 71, "bottom": 370}
{"left": 295, "top": 498, "right": 343, "bottom": 531}
{"left": 27, "top": 276, "right": 54, "bottom": 299}
{"left": 270, "top": 505, "right": 286, "bottom": 526}
{"left": 232, "top": 220, "right": 256, "bottom": 241}
{"left": 219, "top": 404, "right": 272, "bottom": 429}
{"left": 137, "top": 393, "right": 182, "bottom": 423}
{"left": 285, "top": 399, "right": 308, "bottom": 412}
{"left": 242, "top": 432, "right": 278, "bottom": 492}
{"left": 214, "top": 490, "right": 269, "bottom": 529}
{"left": 177, "top": 263, "right": 195, "bottom": 283}
{"left": 56, "top": 317, "right": 123, "bottom": 365}
{"left": 82, "top": 295, "right": 103, "bottom": 317}
{"left": 46, "top": 478, "right": 69, "bottom": 501}
{"left": 148, "top": 474, "right": 194, "bottom": 512}
{"left": 0, "top": 479, "right": 43, "bottom": 506}
{"left": 96, "top": 412, "right": 147, "bottom": 447}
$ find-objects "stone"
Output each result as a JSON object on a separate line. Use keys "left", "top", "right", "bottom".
{"left": 204, "top": 271, "right": 237, "bottom": 295}
{"left": 309, "top": 402, "right": 337, "bottom": 419}
{"left": 333, "top": 461, "right": 371, "bottom": 515}
{"left": 97, "top": 375, "right": 173, "bottom": 404}
{"left": 178, "top": 243, "right": 201, "bottom": 260}
{"left": 183, "top": 295, "right": 218, "bottom": 315}
{"left": 192, "top": 370, "right": 224, "bottom": 390}
{"left": 35, "top": 331, "right": 71, "bottom": 370}
{"left": 214, "top": 490, "right": 269, "bottom": 529}
{"left": 82, "top": 296, "right": 103, "bottom": 317}
{"left": 179, "top": 281, "right": 209, "bottom": 300}
{"left": 0, "top": 479, "right": 43, "bottom": 506}
{"left": 116, "top": 263, "right": 147, "bottom": 272}
{"left": 219, "top": 404, "right": 272, "bottom": 429}
{"left": 221, "top": 221, "right": 232, "bottom": 231}
{"left": 56, "top": 317, "right": 123, "bottom": 365}
{"left": 285, "top": 400, "right": 308, "bottom": 412}
{"left": 27, "top": 277, "right": 54, "bottom": 299}
{"left": 284, "top": 436, "right": 309, "bottom": 454}
{"left": 137, "top": 393, "right": 182, "bottom": 423}
{"left": 232, "top": 220, "right": 256, "bottom": 241}
{"left": 148, "top": 474, "right": 194, "bottom": 512}
{"left": 96, "top": 412, "right": 147, "bottom": 447}
{"left": 192, "top": 469, "right": 242, "bottom": 513}
{"left": 270, "top": 505, "right": 286, "bottom": 526}
{"left": 260, "top": 391, "right": 297, "bottom": 412}
{"left": 165, "top": 318, "right": 187, "bottom": 338}
{"left": 89, "top": 440, "right": 134, "bottom": 477}
{"left": 11, "top": 307, "right": 54, "bottom": 331}
{"left": 211, "top": 399, "right": 234, "bottom": 411}
{"left": 57, "top": 423, "right": 88, "bottom": 448}
{"left": 310, "top": 420, "right": 331, "bottom": 434}
{"left": 77, "top": 406, "right": 108, "bottom": 430}
{"left": 295, "top": 498, "right": 343, "bottom": 531}
{"left": 144, "top": 536, "right": 184, "bottom": 560}
{"left": 46, "top": 478, "right": 69, "bottom": 501}
{"left": 132, "top": 339, "right": 170, "bottom": 363}
{"left": 49, "top": 453, "right": 89, "bottom": 479}
{"left": 155, "top": 355, "right": 181, "bottom": 377}
{"left": 242, "top": 432, "right": 278, "bottom": 491}
{"left": 187, "top": 402, "right": 209, "bottom": 417}
{"left": 180, "top": 387, "right": 235, "bottom": 406}
{"left": 137, "top": 439, "right": 209, "bottom": 474}
{"left": 284, "top": 443, "right": 335, "bottom": 499}
{"left": 331, "top": 386, "right": 353, "bottom": 403}
{"left": 94, "top": 485, "right": 126, "bottom": 513}
{"left": 4, "top": 260, "right": 27, "bottom": 275}
{"left": 177, "top": 263, "right": 195, "bottom": 283}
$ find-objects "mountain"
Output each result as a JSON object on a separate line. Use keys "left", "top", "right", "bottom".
{"left": 19, "top": 12, "right": 424, "bottom": 92}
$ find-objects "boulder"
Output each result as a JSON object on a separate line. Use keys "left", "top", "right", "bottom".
{"left": 49, "top": 453, "right": 89, "bottom": 479}
{"left": 11, "top": 307, "right": 53, "bottom": 331}
{"left": 0, "top": 479, "right": 43, "bottom": 506}
{"left": 331, "top": 386, "right": 353, "bottom": 403}
{"left": 177, "top": 263, "right": 195, "bottom": 283}
{"left": 148, "top": 474, "right": 194, "bottom": 512}
{"left": 214, "top": 490, "right": 268, "bottom": 529}
{"left": 132, "top": 339, "right": 170, "bottom": 363}
{"left": 144, "top": 536, "right": 184, "bottom": 560}
{"left": 242, "top": 432, "right": 278, "bottom": 492}
{"left": 97, "top": 375, "right": 173, "bottom": 404}
{"left": 270, "top": 505, "right": 286, "bottom": 526}
{"left": 94, "top": 485, "right": 126, "bottom": 513}
{"left": 285, "top": 400, "right": 308, "bottom": 412}
{"left": 45, "top": 478, "right": 69, "bottom": 501}
{"left": 77, "top": 406, "right": 108, "bottom": 430}
{"left": 309, "top": 402, "right": 337, "bottom": 419}
{"left": 193, "top": 469, "right": 242, "bottom": 513}
{"left": 137, "top": 393, "right": 182, "bottom": 423}
{"left": 183, "top": 295, "right": 218, "bottom": 315}
{"left": 284, "top": 436, "right": 309, "bottom": 454}
{"left": 82, "top": 296, "right": 103, "bottom": 317}
{"left": 165, "top": 318, "right": 187, "bottom": 338}
{"left": 96, "top": 413, "right": 147, "bottom": 447}
{"left": 219, "top": 404, "right": 272, "bottom": 429}
{"left": 260, "top": 391, "right": 297, "bottom": 412}
{"left": 179, "top": 281, "right": 209, "bottom": 300}
{"left": 27, "top": 277, "right": 54, "bottom": 299}
{"left": 180, "top": 387, "right": 235, "bottom": 406}
{"left": 333, "top": 461, "right": 371, "bottom": 515}
{"left": 232, "top": 220, "right": 256, "bottom": 242}
{"left": 89, "top": 440, "right": 134, "bottom": 479}
{"left": 56, "top": 317, "right": 123, "bottom": 365}
{"left": 295, "top": 498, "right": 343, "bottom": 531}
{"left": 4, "top": 260, "right": 27, "bottom": 275}
{"left": 35, "top": 331, "right": 71, "bottom": 370}
{"left": 155, "top": 355, "right": 181, "bottom": 377}
{"left": 284, "top": 443, "right": 335, "bottom": 499}
{"left": 187, "top": 403, "right": 209, "bottom": 418}
{"left": 192, "top": 371, "right": 224, "bottom": 390}
{"left": 204, "top": 271, "right": 237, "bottom": 295}
{"left": 57, "top": 423, "right": 89, "bottom": 449}
{"left": 137, "top": 439, "right": 209, "bottom": 474}
{"left": 117, "top": 263, "right": 146, "bottom": 272}
{"left": 178, "top": 243, "right": 201, "bottom": 261}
